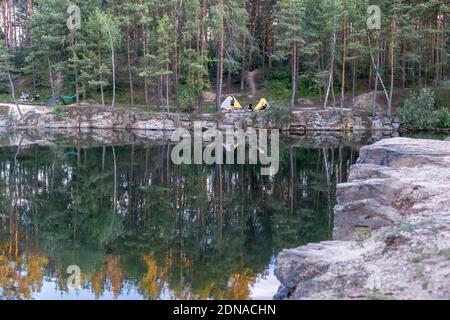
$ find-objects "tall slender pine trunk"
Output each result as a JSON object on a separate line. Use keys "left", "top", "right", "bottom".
{"left": 340, "top": 21, "right": 347, "bottom": 113}
{"left": 290, "top": 44, "right": 298, "bottom": 110}
{"left": 127, "top": 25, "right": 134, "bottom": 107}
{"left": 108, "top": 25, "right": 116, "bottom": 108}
{"left": 46, "top": 54, "right": 55, "bottom": 96}
{"left": 215, "top": 0, "right": 224, "bottom": 112}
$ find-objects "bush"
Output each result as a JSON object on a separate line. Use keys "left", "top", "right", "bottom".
{"left": 398, "top": 89, "right": 450, "bottom": 129}
{"left": 266, "top": 69, "right": 292, "bottom": 100}
{"left": 53, "top": 104, "right": 66, "bottom": 120}
{"left": 265, "top": 104, "right": 295, "bottom": 129}
{"left": 432, "top": 108, "right": 450, "bottom": 128}
{"left": 0, "top": 84, "right": 9, "bottom": 95}
{"left": 435, "top": 87, "right": 450, "bottom": 110}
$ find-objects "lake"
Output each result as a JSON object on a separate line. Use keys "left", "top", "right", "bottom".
{"left": 0, "top": 130, "right": 405, "bottom": 300}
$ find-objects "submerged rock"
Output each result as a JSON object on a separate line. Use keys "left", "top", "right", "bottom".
{"left": 275, "top": 138, "right": 450, "bottom": 300}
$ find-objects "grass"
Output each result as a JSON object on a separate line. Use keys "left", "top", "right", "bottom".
{"left": 355, "top": 227, "right": 371, "bottom": 247}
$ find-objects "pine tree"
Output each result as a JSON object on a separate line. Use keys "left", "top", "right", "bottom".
{"left": 81, "top": 9, "right": 113, "bottom": 106}
{"left": 274, "top": 0, "right": 306, "bottom": 109}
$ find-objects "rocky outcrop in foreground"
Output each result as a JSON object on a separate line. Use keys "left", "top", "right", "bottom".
{"left": 275, "top": 138, "right": 450, "bottom": 300}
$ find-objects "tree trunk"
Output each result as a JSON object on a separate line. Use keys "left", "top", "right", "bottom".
{"left": 373, "top": 54, "right": 379, "bottom": 115}
{"left": 71, "top": 32, "right": 79, "bottom": 103}
{"left": 97, "top": 43, "right": 105, "bottom": 106}
{"left": 240, "top": 37, "right": 246, "bottom": 91}
{"left": 352, "top": 59, "right": 357, "bottom": 103}
{"left": 141, "top": 24, "right": 149, "bottom": 108}
{"left": 369, "top": 36, "right": 391, "bottom": 116}
{"left": 108, "top": 26, "right": 116, "bottom": 108}
{"left": 4, "top": 57, "right": 22, "bottom": 118}
{"left": 324, "top": 31, "right": 336, "bottom": 109}
{"left": 127, "top": 25, "right": 134, "bottom": 106}
{"left": 2, "top": 0, "right": 7, "bottom": 46}
{"left": 166, "top": 62, "right": 170, "bottom": 113}
{"left": 8, "top": 0, "right": 13, "bottom": 47}
{"left": 46, "top": 54, "right": 55, "bottom": 96}
{"left": 290, "top": 44, "right": 298, "bottom": 110}
{"left": 340, "top": 21, "right": 347, "bottom": 113}
{"left": 27, "top": 0, "right": 32, "bottom": 18}
{"left": 32, "top": 60, "right": 36, "bottom": 91}
{"left": 388, "top": 16, "right": 397, "bottom": 117}
{"left": 215, "top": 0, "right": 225, "bottom": 112}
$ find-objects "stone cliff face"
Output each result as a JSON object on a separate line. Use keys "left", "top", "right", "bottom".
{"left": 274, "top": 138, "right": 450, "bottom": 300}
{"left": 0, "top": 104, "right": 400, "bottom": 132}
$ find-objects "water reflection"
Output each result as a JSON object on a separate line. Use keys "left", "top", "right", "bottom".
{"left": 0, "top": 139, "right": 360, "bottom": 300}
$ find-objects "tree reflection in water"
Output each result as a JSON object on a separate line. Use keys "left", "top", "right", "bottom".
{"left": 0, "top": 141, "right": 358, "bottom": 299}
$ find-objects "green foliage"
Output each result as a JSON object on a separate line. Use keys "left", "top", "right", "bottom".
{"left": 179, "top": 49, "right": 210, "bottom": 110}
{"left": 266, "top": 69, "right": 292, "bottom": 100}
{"left": 274, "top": 0, "right": 305, "bottom": 57}
{"left": 435, "top": 88, "right": 450, "bottom": 110}
{"left": 53, "top": 104, "right": 66, "bottom": 120}
{"left": 265, "top": 104, "right": 295, "bottom": 129}
{"left": 398, "top": 89, "right": 450, "bottom": 129}
{"left": 432, "top": 108, "right": 450, "bottom": 129}
{"left": 0, "top": 84, "right": 8, "bottom": 95}
{"left": 80, "top": 9, "right": 121, "bottom": 97}
{"left": 1, "top": 0, "right": 450, "bottom": 112}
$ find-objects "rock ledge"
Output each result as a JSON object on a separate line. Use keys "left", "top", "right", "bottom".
{"left": 275, "top": 138, "right": 450, "bottom": 300}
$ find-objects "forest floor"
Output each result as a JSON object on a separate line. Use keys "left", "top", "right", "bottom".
{"left": 2, "top": 73, "right": 450, "bottom": 116}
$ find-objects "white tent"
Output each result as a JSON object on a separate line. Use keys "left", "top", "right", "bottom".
{"left": 220, "top": 96, "right": 233, "bottom": 112}
{"left": 220, "top": 96, "right": 242, "bottom": 112}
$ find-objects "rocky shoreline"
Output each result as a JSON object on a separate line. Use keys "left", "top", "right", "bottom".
{"left": 274, "top": 138, "right": 450, "bottom": 300}
{"left": 0, "top": 127, "right": 396, "bottom": 149}
{"left": 0, "top": 103, "right": 400, "bottom": 132}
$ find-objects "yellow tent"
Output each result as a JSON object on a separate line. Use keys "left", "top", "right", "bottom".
{"left": 255, "top": 98, "right": 269, "bottom": 111}
{"left": 220, "top": 96, "right": 242, "bottom": 112}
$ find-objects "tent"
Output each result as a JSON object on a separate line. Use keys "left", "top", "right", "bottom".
{"left": 255, "top": 98, "right": 269, "bottom": 112}
{"left": 47, "top": 95, "right": 76, "bottom": 107}
{"left": 62, "top": 95, "right": 77, "bottom": 105}
{"left": 47, "top": 96, "right": 62, "bottom": 107}
{"left": 220, "top": 96, "right": 242, "bottom": 112}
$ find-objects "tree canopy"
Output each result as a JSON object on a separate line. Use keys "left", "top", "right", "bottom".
{"left": 0, "top": 0, "right": 449, "bottom": 114}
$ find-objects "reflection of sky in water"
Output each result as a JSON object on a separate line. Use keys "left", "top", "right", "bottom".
{"left": 249, "top": 264, "right": 280, "bottom": 300}
{"left": 31, "top": 265, "right": 279, "bottom": 300}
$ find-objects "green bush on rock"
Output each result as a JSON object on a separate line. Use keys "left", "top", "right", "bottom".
{"left": 265, "top": 104, "right": 295, "bottom": 129}
{"left": 53, "top": 104, "right": 66, "bottom": 120}
{"left": 398, "top": 89, "right": 450, "bottom": 129}
{"left": 432, "top": 108, "right": 450, "bottom": 129}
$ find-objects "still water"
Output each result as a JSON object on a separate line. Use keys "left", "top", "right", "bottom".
{"left": 0, "top": 133, "right": 365, "bottom": 300}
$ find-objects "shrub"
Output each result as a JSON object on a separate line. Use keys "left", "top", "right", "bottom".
{"left": 398, "top": 89, "right": 450, "bottom": 129}
{"left": 432, "top": 108, "right": 450, "bottom": 129}
{"left": 53, "top": 104, "right": 66, "bottom": 120}
{"left": 266, "top": 69, "right": 292, "bottom": 100}
{"left": 434, "top": 87, "right": 450, "bottom": 110}
{"left": 0, "top": 84, "right": 9, "bottom": 95}
{"left": 265, "top": 104, "right": 295, "bottom": 129}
